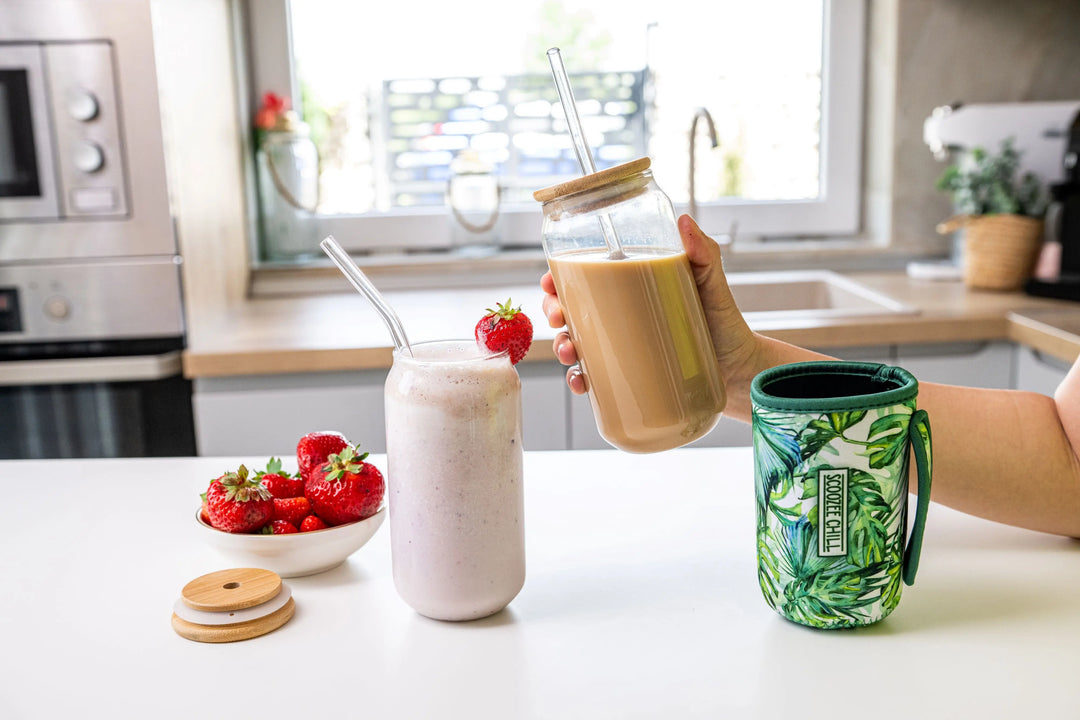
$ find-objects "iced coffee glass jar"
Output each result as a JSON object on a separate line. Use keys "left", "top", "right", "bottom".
{"left": 534, "top": 157, "right": 726, "bottom": 453}
{"left": 384, "top": 340, "right": 525, "bottom": 621}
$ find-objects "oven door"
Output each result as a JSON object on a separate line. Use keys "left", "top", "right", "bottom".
{"left": 0, "top": 343, "right": 196, "bottom": 459}
{"left": 0, "top": 44, "right": 60, "bottom": 220}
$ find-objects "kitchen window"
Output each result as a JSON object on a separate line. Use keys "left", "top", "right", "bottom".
{"left": 241, "top": 0, "right": 865, "bottom": 264}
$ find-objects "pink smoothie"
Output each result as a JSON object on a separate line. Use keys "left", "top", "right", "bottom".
{"left": 384, "top": 340, "right": 525, "bottom": 621}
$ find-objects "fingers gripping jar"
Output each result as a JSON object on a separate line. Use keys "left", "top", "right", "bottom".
{"left": 534, "top": 157, "right": 726, "bottom": 453}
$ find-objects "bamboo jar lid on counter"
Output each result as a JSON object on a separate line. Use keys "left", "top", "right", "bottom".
{"left": 171, "top": 568, "right": 295, "bottom": 643}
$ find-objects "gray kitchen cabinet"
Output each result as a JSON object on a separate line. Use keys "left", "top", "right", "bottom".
{"left": 517, "top": 362, "right": 572, "bottom": 450}
{"left": 894, "top": 341, "right": 1014, "bottom": 389}
{"left": 192, "top": 341, "right": 1064, "bottom": 458}
{"left": 192, "top": 370, "right": 390, "bottom": 457}
{"left": 193, "top": 363, "right": 571, "bottom": 457}
{"left": 568, "top": 392, "right": 608, "bottom": 450}
{"left": 1014, "top": 346, "right": 1071, "bottom": 397}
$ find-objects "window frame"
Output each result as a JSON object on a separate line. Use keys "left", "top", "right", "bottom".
{"left": 688, "top": 0, "right": 866, "bottom": 240}
{"left": 240, "top": 0, "right": 866, "bottom": 258}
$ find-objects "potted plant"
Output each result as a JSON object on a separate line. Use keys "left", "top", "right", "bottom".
{"left": 935, "top": 138, "right": 1047, "bottom": 290}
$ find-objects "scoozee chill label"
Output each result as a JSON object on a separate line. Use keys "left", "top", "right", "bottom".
{"left": 818, "top": 468, "right": 849, "bottom": 557}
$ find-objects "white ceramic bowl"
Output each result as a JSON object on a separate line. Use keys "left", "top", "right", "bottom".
{"left": 195, "top": 506, "right": 386, "bottom": 578}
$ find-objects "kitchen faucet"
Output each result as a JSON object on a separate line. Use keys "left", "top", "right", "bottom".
{"left": 688, "top": 108, "right": 737, "bottom": 251}
{"left": 688, "top": 107, "right": 719, "bottom": 220}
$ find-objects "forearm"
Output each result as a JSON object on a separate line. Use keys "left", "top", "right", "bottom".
{"left": 918, "top": 381, "right": 1080, "bottom": 537}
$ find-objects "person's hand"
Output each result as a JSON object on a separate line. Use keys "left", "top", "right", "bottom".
{"left": 540, "top": 214, "right": 761, "bottom": 397}
{"left": 540, "top": 271, "right": 588, "bottom": 394}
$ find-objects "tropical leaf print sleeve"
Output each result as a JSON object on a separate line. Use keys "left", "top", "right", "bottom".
{"left": 752, "top": 408, "right": 801, "bottom": 516}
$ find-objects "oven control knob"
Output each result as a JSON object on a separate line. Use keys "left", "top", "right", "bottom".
{"left": 72, "top": 141, "right": 105, "bottom": 174}
{"left": 44, "top": 296, "right": 71, "bottom": 321}
{"left": 67, "top": 90, "right": 100, "bottom": 122}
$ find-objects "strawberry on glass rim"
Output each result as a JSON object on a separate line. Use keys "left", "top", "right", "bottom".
{"left": 475, "top": 298, "right": 533, "bottom": 365}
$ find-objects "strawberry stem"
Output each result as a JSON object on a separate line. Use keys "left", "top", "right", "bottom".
{"left": 485, "top": 298, "right": 521, "bottom": 323}
{"left": 324, "top": 445, "right": 367, "bottom": 481}
{"left": 219, "top": 464, "right": 272, "bottom": 502}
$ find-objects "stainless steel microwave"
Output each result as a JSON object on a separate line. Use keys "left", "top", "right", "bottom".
{"left": 0, "top": 0, "right": 175, "bottom": 263}
{"left": 0, "top": 41, "right": 132, "bottom": 222}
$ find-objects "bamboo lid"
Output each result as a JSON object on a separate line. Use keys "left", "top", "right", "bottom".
{"left": 172, "top": 597, "right": 295, "bottom": 643}
{"left": 181, "top": 567, "right": 281, "bottom": 612}
{"left": 173, "top": 568, "right": 296, "bottom": 643}
{"left": 532, "top": 157, "right": 651, "bottom": 203}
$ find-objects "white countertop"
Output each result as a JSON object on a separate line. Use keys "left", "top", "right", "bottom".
{"left": 2, "top": 448, "right": 1078, "bottom": 718}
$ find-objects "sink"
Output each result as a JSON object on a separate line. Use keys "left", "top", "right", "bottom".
{"left": 726, "top": 270, "right": 917, "bottom": 321}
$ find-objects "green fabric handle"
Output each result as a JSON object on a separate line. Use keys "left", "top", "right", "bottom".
{"left": 903, "top": 409, "right": 933, "bottom": 586}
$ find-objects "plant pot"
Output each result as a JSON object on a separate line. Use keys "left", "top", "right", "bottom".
{"left": 939, "top": 214, "right": 1044, "bottom": 291}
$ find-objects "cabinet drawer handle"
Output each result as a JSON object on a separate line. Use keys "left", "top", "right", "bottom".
{"left": 0, "top": 351, "right": 182, "bottom": 386}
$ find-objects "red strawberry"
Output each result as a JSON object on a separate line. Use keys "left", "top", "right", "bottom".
{"left": 304, "top": 445, "right": 385, "bottom": 526}
{"left": 475, "top": 298, "right": 533, "bottom": 364}
{"left": 296, "top": 431, "right": 350, "bottom": 482}
{"left": 299, "top": 515, "right": 328, "bottom": 532}
{"left": 268, "top": 519, "right": 298, "bottom": 534}
{"left": 272, "top": 496, "right": 311, "bottom": 527}
{"left": 256, "top": 457, "right": 304, "bottom": 498}
{"left": 205, "top": 465, "right": 274, "bottom": 533}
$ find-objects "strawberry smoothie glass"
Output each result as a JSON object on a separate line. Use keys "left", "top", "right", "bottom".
{"left": 384, "top": 339, "right": 525, "bottom": 621}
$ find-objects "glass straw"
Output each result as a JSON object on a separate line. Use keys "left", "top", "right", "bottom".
{"left": 320, "top": 235, "right": 413, "bottom": 356}
{"left": 547, "top": 47, "right": 626, "bottom": 260}
{"left": 548, "top": 47, "right": 598, "bottom": 175}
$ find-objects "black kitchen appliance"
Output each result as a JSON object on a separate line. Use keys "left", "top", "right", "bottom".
{"left": 1026, "top": 110, "right": 1080, "bottom": 301}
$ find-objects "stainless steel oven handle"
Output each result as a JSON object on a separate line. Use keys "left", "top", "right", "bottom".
{"left": 0, "top": 351, "right": 182, "bottom": 386}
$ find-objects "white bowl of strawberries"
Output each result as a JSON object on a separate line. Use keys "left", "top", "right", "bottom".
{"left": 196, "top": 432, "right": 386, "bottom": 578}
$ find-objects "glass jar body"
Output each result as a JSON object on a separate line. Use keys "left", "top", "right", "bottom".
{"left": 540, "top": 168, "right": 726, "bottom": 453}
{"left": 384, "top": 340, "right": 525, "bottom": 621}
{"left": 257, "top": 130, "right": 319, "bottom": 261}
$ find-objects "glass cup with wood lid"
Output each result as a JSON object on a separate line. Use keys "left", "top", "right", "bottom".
{"left": 534, "top": 157, "right": 726, "bottom": 453}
